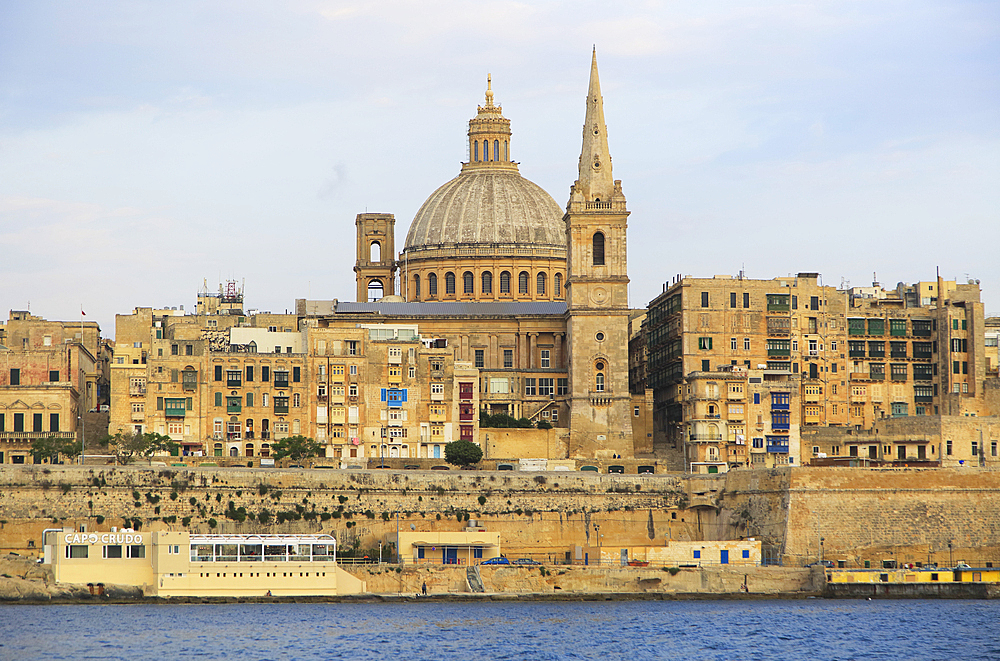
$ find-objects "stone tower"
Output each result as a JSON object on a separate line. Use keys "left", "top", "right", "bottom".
{"left": 564, "top": 50, "right": 634, "bottom": 459}
{"left": 354, "top": 213, "right": 397, "bottom": 302}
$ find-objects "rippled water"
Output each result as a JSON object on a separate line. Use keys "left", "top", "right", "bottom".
{"left": 1, "top": 600, "right": 998, "bottom": 660}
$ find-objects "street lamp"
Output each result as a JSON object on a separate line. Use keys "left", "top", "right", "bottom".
{"left": 820, "top": 537, "right": 825, "bottom": 564}
{"left": 593, "top": 523, "right": 601, "bottom": 566}
{"left": 948, "top": 540, "right": 953, "bottom": 568}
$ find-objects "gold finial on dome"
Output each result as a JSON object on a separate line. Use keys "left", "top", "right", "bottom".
{"left": 485, "top": 73, "right": 494, "bottom": 107}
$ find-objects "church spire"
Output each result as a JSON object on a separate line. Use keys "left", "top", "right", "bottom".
{"left": 576, "top": 48, "right": 615, "bottom": 201}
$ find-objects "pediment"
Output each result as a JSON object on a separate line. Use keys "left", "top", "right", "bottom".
{"left": 7, "top": 400, "right": 29, "bottom": 410}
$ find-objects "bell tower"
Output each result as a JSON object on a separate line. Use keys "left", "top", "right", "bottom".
{"left": 564, "top": 49, "right": 634, "bottom": 459}
{"left": 354, "top": 213, "right": 397, "bottom": 302}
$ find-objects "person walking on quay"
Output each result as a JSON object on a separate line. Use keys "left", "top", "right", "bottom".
{"left": 422, "top": 582, "right": 427, "bottom": 596}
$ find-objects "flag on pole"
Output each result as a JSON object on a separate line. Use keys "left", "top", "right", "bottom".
{"left": 81, "top": 307, "right": 86, "bottom": 316}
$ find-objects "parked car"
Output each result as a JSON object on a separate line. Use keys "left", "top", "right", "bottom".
{"left": 431, "top": 465, "right": 450, "bottom": 470}
{"left": 403, "top": 465, "right": 420, "bottom": 470}
{"left": 497, "top": 463, "right": 514, "bottom": 471}
{"left": 512, "top": 558, "right": 541, "bottom": 566}
{"left": 480, "top": 556, "right": 510, "bottom": 565}
{"left": 608, "top": 465, "right": 625, "bottom": 474}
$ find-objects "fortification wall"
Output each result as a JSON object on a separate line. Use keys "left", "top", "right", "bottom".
{"left": 2, "top": 466, "right": 999, "bottom": 569}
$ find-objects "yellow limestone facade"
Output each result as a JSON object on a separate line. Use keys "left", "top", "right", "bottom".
{"left": 564, "top": 50, "right": 634, "bottom": 459}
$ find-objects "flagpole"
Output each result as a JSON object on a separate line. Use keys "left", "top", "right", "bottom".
{"left": 80, "top": 304, "right": 85, "bottom": 466}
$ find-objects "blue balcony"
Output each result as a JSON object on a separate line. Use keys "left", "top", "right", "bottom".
{"left": 771, "top": 403, "right": 789, "bottom": 411}
{"left": 766, "top": 436, "right": 789, "bottom": 453}
{"left": 771, "top": 423, "right": 790, "bottom": 431}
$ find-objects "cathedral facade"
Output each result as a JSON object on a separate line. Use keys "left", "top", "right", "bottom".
{"left": 342, "top": 51, "right": 638, "bottom": 459}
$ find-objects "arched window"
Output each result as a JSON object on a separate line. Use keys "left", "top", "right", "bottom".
{"left": 473, "top": 141, "right": 478, "bottom": 161}
{"left": 463, "top": 271, "right": 474, "bottom": 294}
{"left": 518, "top": 271, "right": 529, "bottom": 294}
{"left": 369, "top": 241, "right": 381, "bottom": 263}
{"left": 554, "top": 273, "right": 562, "bottom": 297}
{"left": 481, "top": 271, "right": 493, "bottom": 294}
{"left": 504, "top": 140, "right": 508, "bottom": 161}
{"left": 367, "top": 279, "right": 384, "bottom": 302}
{"left": 484, "top": 140, "right": 489, "bottom": 161}
{"left": 500, "top": 271, "right": 511, "bottom": 294}
{"left": 494, "top": 140, "right": 499, "bottom": 161}
{"left": 428, "top": 273, "right": 438, "bottom": 297}
{"left": 413, "top": 274, "right": 421, "bottom": 300}
{"left": 537, "top": 272, "right": 546, "bottom": 295}
{"left": 596, "top": 373, "right": 605, "bottom": 392}
{"left": 593, "top": 232, "right": 605, "bottom": 266}
{"left": 445, "top": 272, "right": 456, "bottom": 295}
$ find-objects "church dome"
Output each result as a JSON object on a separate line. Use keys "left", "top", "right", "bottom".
{"left": 403, "top": 166, "right": 565, "bottom": 251}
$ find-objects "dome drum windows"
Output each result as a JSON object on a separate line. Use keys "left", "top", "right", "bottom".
{"left": 445, "top": 272, "right": 456, "bottom": 295}
{"left": 482, "top": 271, "right": 493, "bottom": 294}
{"left": 518, "top": 271, "right": 529, "bottom": 295}
{"left": 428, "top": 273, "right": 438, "bottom": 297}
{"left": 554, "top": 273, "right": 562, "bottom": 297}
{"left": 463, "top": 271, "right": 474, "bottom": 294}
{"left": 413, "top": 275, "right": 421, "bottom": 300}
{"left": 537, "top": 272, "right": 546, "bottom": 296}
{"left": 500, "top": 271, "right": 511, "bottom": 294}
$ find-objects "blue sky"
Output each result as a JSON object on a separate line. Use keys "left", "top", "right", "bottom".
{"left": 1, "top": 1, "right": 998, "bottom": 338}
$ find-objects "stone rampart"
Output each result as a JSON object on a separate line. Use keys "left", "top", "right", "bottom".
{"left": 2, "top": 466, "right": 999, "bottom": 569}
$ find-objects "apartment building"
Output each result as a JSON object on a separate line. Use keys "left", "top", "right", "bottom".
{"left": 644, "top": 272, "right": 993, "bottom": 469}
{"left": 0, "top": 311, "right": 105, "bottom": 464}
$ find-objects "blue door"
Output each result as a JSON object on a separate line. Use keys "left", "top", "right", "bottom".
{"left": 444, "top": 547, "right": 458, "bottom": 564}
{"left": 721, "top": 550, "right": 729, "bottom": 565}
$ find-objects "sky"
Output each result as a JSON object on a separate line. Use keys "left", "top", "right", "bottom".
{"left": 1, "top": 1, "right": 998, "bottom": 340}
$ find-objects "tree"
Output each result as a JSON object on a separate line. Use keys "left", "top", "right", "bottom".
{"left": 537, "top": 420, "right": 552, "bottom": 430}
{"left": 97, "top": 430, "right": 178, "bottom": 464}
{"left": 444, "top": 440, "right": 483, "bottom": 467}
{"left": 30, "top": 436, "right": 81, "bottom": 464}
{"left": 270, "top": 435, "right": 323, "bottom": 462}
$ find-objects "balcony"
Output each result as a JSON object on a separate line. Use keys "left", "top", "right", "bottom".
{"left": 771, "top": 401, "right": 790, "bottom": 411}
{"left": 274, "top": 379, "right": 289, "bottom": 389}
{"left": 388, "top": 353, "right": 402, "bottom": 365}
{"left": 766, "top": 443, "right": 789, "bottom": 453}
{"left": 768, "top": 349, "right": 791, "bottom": 357}
{"left": 0, "top": 431, "right": 76, "bottom": 441}
{"left": 165, "top": 406, "right": 186, "bottom": 417}
{"left": 387, "top": 373, "right": 402, "bottom": 385}
{"left": 890, "top": 373, "right": 908, "bottom": 382}
{"left": 914, "top": 395, "right": 933, "bottom": 403}
{"left": 430, "top": 391, "right": 444, "bottom": 401}
{"left": 226, "top": 403, "right": 242, "bottom": 414}
{"left": 261, "top": 431, "right": 271, "bottom": 440}
{"left": 429, "top": 412, "right": 446, "bottom": 422}
{"left": 767, "top": 303, "right": 790, "bottom": 312}
{"left": 131, "top": 412, "right": 145, "bottom": 422}
{"left": 129, "top": 387, "right": 146, "bottom": 396}
{"left": 803, "top": 393, "right": 820, "bottom": 404}
{"left": 274, "top": 404, "right": 289, "bottom": 414}
{"left": 459, "top": 412, "right": 474, "bottom": 421}
{"left": 227, "top": 379, "right": 242, "bottom": 388}
{"left": 850, "top": 372, "right": 870, "bottom": 381}
{"left": 849, "top": 350, "right": 866, "bottom": 358}
{"left": 689, "top": 434, "right": 723, "bottom": 441}
{"left": 771, "top": 423, "right": 790, "bottom": 431}
{"left": 803, "top": 414, "right": 822, "bottom": 425}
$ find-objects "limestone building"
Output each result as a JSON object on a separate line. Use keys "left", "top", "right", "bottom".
{"left": 644, "top": 272, "right": 994, "bottom": 469}
{"left": 0, "top": 311, "right": 106, "bottom": 464}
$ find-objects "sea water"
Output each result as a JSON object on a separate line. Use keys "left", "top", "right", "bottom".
{"left": 1, "top": 599, "right": 997, "bottom": 660}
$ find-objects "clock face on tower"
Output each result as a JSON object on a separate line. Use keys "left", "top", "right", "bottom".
{"left": 591, "top": 286, "right": 608, "bottom": 304}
